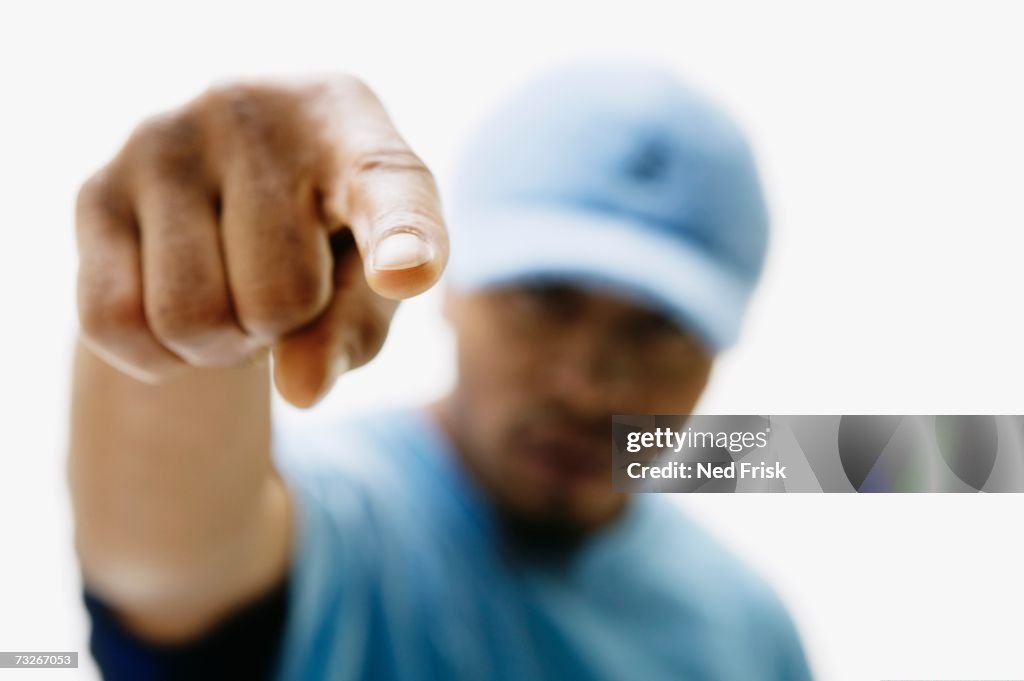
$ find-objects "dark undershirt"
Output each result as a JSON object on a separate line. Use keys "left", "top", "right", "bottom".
{"left": 82, "top": 579, "right": 288, "bottom": 681}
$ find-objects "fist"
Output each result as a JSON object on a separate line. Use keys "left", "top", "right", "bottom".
{"left": 75, "top": 75, "right": 447, "bottom": 407}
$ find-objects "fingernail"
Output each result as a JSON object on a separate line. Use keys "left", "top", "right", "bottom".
{"left": 372, "top": 232, "right": 433, "bottom": 271}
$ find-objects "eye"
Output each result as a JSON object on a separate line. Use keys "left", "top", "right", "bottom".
{"left": 507, "top": 281, "right": 583, "bottom": 319}
{"left": 623, "top": 311, "right": 681, "bottom": 343}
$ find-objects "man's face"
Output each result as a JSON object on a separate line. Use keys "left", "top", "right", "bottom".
{"left": 442, "top": 281, "right": 713, "bottom": 541}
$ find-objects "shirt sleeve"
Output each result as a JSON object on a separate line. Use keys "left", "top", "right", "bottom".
{"left": 82, "top": 577, "right": 288, "bottom": 681}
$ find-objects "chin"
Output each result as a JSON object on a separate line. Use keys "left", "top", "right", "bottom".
{"left": 495, "top": 483, "right": 624, "bottom": 553}
{"left": 494, "top": 497, "right": 591, "bottom": 553}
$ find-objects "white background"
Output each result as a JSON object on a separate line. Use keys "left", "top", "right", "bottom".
{"left": 2, "top": 1, "right": 1023, "bottom": 679}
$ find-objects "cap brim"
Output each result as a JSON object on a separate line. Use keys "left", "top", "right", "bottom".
{"left": 445, "top": 204, "right": 754, "bottom": 351}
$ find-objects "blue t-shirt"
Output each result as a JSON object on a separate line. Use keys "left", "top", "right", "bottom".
{"left": 268, "top": 406, "right": 813, "bottom": 681}
{"left": 84, "top": 405, "right": 813, "bottom": 680}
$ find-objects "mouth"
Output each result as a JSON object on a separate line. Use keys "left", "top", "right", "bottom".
{"left": 516, "top": 430, "right": 608, "bottom": 484}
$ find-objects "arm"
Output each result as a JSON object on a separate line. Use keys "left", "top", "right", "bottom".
{"left": 68, "top": 75, "right": 447, "bottom": 643}
{"left": 69, "top": 343, "right": 286, "bottom": 642}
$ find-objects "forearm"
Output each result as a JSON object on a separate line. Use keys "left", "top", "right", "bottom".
{"left": 68, "top": 338, "right": 288, "bottom": 618}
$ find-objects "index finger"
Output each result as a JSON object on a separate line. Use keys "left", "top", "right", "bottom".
{"left": 313, "top": 76, "right": 448, "bottom": 300}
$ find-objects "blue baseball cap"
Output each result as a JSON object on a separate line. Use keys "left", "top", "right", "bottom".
{"left": 444, "top": 61, "right": 769, "bottom": 352}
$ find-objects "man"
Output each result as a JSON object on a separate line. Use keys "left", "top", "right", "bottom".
{"left": 70, "top": 62, "right": 813, "bottom": 680}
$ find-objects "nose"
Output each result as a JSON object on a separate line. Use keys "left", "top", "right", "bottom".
{"left": 544, "top": 328, "right": 635, "bottom": 413}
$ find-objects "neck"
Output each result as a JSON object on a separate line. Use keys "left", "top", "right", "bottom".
{"left": 425, "top": 393, "right": 489, "bottom": 497}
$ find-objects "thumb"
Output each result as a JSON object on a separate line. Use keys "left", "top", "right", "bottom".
{"left": 315, "top": 78, "right": 448, "bottom": 300}
{"left": 324, "top": 148, "right": 448, "bottom": 301}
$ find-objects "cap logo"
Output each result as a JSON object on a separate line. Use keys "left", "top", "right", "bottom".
{"left": 625, "top": 137, "right": 672, "bottom": 183}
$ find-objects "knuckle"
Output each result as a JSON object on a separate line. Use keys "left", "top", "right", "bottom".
{"left": 279, "top": 265, "right": 330, "bottom": 313}
{"left": 78, "top": 284, "right": 145, "bottom": 346}
{"left": 199, "top": 81, "right": 285, "bottom": 140}
{"left": 347, "top": 147, "right": 431, "bottom": 181}
{"left": 128, "top": 112, "right": 205, "bottom": 184}
{"left": 200, "top": 79, "right": 273, "bottom": 106}
{"left": 134, "top": 110, "right": 199, "bottom": 147}
{"left": 147, "top": 294, "right": 230, "bottom": 345}
{"left": 75, "top": 168, "right": 122, "bottom": 228}
{"left": 203, "top": 82, "right": 261, "bottom": 121}
{"left": 75, "top": 173, "right": 106, "bottom": 215}
{"left": 199, "top": 80, "right": 313, "bottom": 171}
{"left": 242, "top": 269, "right": 330, "bottom": 337}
